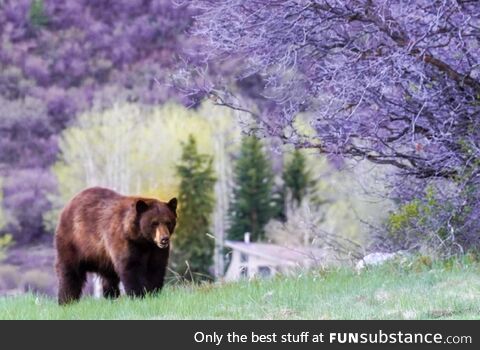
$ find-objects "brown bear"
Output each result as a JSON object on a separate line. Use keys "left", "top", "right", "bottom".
{"left": 54, "top": 187, "right": 177, "bottom": 305}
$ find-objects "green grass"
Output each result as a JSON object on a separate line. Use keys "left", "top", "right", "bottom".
{"left": 1, "top": 261, "right": 479, "bottom": 319}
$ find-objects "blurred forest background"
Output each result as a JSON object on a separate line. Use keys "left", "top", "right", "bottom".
{"left": 0, "top": 0, "right": 478, "bottom": 297}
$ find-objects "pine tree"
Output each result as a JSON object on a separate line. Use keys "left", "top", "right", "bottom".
{"left": 29, "top": 0, "right": 49, "bottom": 27}
{"left": 172, "top": 135, "right": 216, "bottom": 280}
{"left": 228, "top": 136, "right": 275, "bottom": 241}
{"left": 283, "top": 149, "right": 316, "bottom": 205}
{"left": 283, "top": 149, "right": 317, "bottom": 206}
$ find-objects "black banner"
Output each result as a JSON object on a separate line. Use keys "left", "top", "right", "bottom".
{"left": 0, "top": 321, "right": 477, "bottom": 349}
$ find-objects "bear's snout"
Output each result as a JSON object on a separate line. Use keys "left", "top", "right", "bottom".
{"left": 154, "top": 225, "right": 170, "bottom": 249}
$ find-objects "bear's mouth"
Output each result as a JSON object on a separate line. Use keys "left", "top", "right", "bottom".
{"left": 155, "top": 241, "right": 169, "bottom": 249}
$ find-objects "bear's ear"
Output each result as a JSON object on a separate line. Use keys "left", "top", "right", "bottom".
{"left": 135, "top": 199, "right": 149, "bottom": 215}
{"left": 167, "top": 198, "right": 177, "bottom": 214}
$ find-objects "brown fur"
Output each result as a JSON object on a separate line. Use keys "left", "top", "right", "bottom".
{"left": 54, "top": 187, "right": 177, "bottom": 305}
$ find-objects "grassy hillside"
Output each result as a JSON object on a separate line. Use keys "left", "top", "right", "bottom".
{"left": 0, "top": 261, "right": 479, "bottom": 320}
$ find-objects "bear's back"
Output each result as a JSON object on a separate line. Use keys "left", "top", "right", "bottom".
{"left": 55, "top": 187, "right": 131, "bottom": 261}
{"left": 60, "top": 187, "right": 124, "bottom": 226}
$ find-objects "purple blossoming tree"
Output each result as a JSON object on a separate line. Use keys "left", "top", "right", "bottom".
{"left": 189, "top": 0, "right": 480, "bottom": 252}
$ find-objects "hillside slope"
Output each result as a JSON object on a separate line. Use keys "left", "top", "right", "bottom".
{"left": 0, "top": 262, "right": 479, "bottom": 320}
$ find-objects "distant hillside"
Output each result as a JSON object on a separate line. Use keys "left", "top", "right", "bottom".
{"left": 0, "top": 0, "right": 194, "bottom": 242}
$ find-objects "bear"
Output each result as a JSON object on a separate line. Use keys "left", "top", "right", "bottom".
{"left": 54, "top": 187, "right": 177, "bottom": 305}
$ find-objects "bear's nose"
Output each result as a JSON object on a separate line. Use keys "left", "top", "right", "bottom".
{"left": 160, "top": 237, "right": 169, "bottom": 245}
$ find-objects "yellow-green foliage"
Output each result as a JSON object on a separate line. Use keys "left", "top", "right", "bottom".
{"left": 0, "top": 234, "right": 13, "bottom": 261}
{"left": 44, "top": 101, "right": 240, "bottom": 232}
{"left": 0, "top": 177, "right": 12, "bottom": 260}
{"left": 387, "top": 187, "right": 437, "bottom": 235}
{"left": 388, "top": 200, "right": 421, "bottom": 232}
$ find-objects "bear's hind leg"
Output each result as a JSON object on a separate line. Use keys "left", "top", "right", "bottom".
{"left": 101, "top": 274, "right": 120, "bottom": 299}
{"left": 57, "top": 264, "right": 86, "bottom": 305}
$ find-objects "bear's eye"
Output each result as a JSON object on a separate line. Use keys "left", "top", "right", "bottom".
{"left": 151, "top": 221, "right": 159, "bottom": 228}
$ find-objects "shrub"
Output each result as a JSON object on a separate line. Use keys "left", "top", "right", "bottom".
{"left": 265, "top": 195, "right": 362, "bottom": 260}
{"left": 21, "top": 269, "right": 53, "bottom": 295}
{"left": 381, "top": 184, "right": 480, "bottom": 257}
{"left": 0, "top": 265, "right": 20, "bottom": 290}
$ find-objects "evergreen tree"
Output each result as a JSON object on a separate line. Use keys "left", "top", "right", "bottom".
{"left": 228, "top": 136, "right": 275, "bottom": 241}
{"left": 29, "top": 0, "right": 49, "bottom": 27}
{"left": 172, "top": 135, "right": 216, "bottom": 280}
{"left": 283, "top": 149, "right": 317, "bottom": 206}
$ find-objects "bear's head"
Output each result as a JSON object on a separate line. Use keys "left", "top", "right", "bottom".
{"left": 135, "top": 198, "right": 177, "bottom": 249}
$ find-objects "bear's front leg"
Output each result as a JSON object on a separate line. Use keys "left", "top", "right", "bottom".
{"left": 119, "top": 261, "right": 147, "bottom": 298}
{"left": 110, "top": 241, "right": 148, "bottom": 298}
{"left": 146, "top": 249, "right": 169, "bottom": 294}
